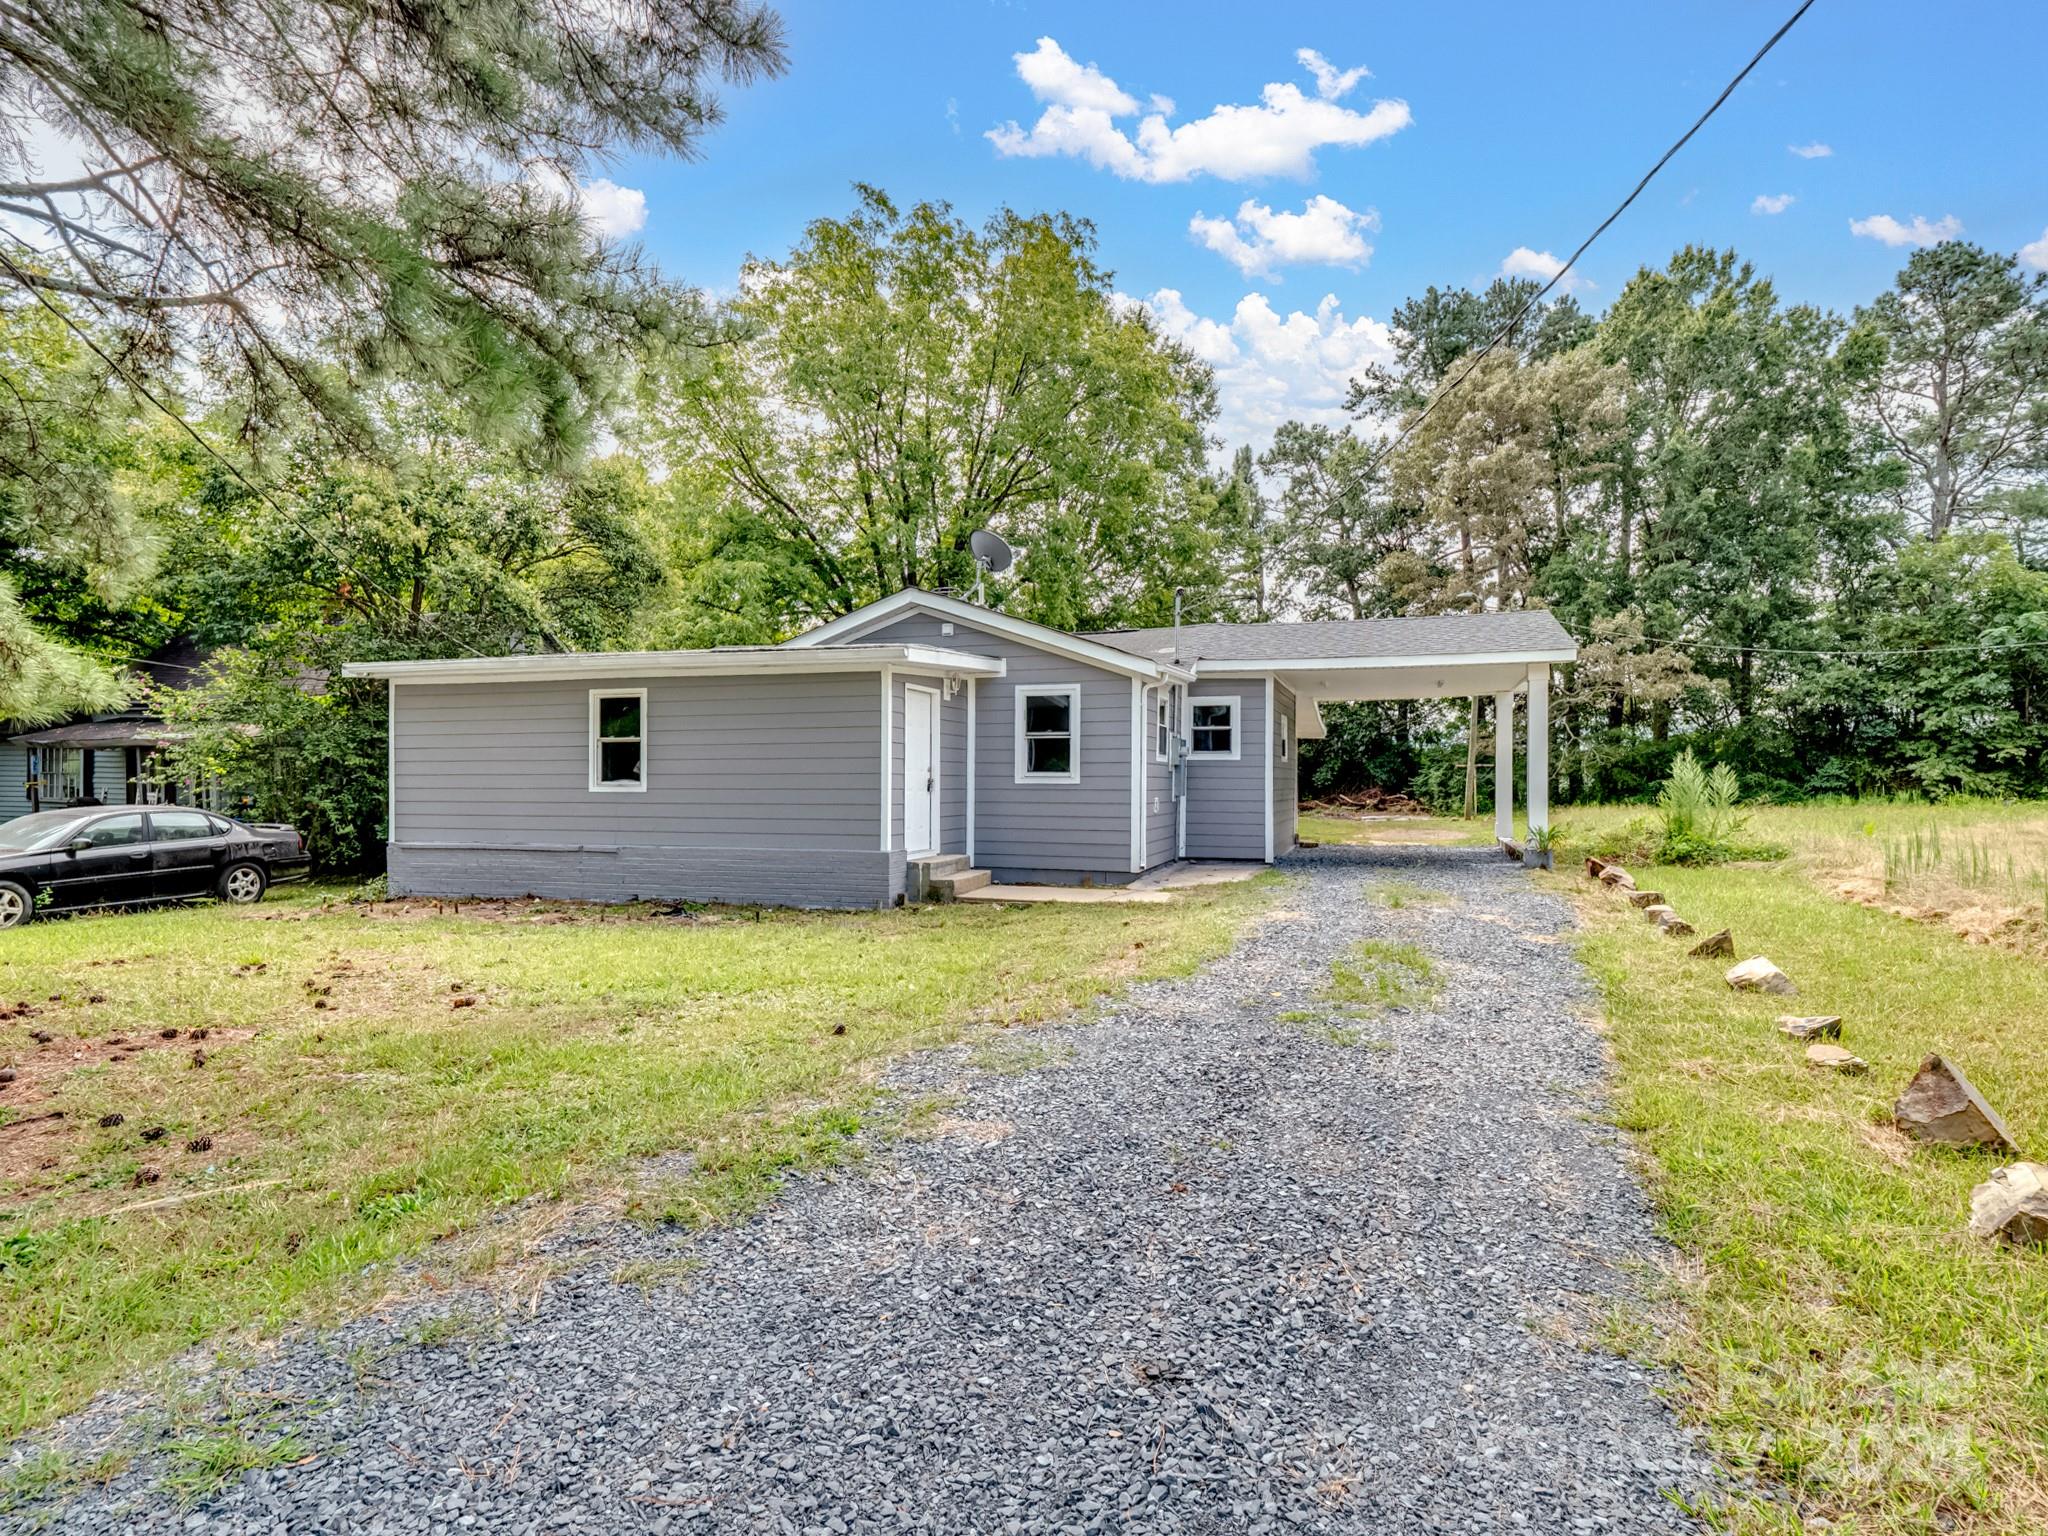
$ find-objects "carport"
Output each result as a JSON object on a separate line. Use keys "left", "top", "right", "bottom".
{"left": 1086, "top": 611, "right": 1579, "bottom": 847}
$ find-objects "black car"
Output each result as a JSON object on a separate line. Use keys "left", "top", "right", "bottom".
{"left": 0, "top": 807, "right": 309, "bottom": 928}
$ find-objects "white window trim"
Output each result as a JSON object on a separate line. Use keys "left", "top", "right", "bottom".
{"left": 1014, "top": 683, "right": 1082, "bottom": 785}
{"left": 1152, "top": 685, "right": 1174, "bottom": 764}
{"left": 588, "top": 687, "right": 649, "bottom": 793}
{"left": 1187, "top": 695, "right": 1241, "bottom": 761}
{"left": 1277, "top": 712, "right": 1291, "bottom": 762}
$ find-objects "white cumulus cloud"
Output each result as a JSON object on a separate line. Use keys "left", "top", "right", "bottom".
{"left": 1751, "top": 192, "right": 1795, "bottom": 216}
{"left": 1789, "top": 141, "right": 1833, "bottom": 159}
{"left": 1849, "top": 212, "right": 1962, "bottom": 249}
{"left": 528, "top": 166, "right": 648, "bottom": 240}
{"left": 1124, "top": 286, "right": 1395, "bottom": 451}
{"left": 2021, "top": 227, "right": 2048, "bottom": 271}
{"left": 577, "top": 178, "right": 648, "bottom": 239}
{"left": 1190, "top": 195, "right": 1378, "bottom": 278}
{"left": 1296, "top": 47, "right": 1368, "bottom": 101}
{"left": 988, "top": 38, "right": 1410, "bottom": 184}
{"left": 1012, "top": 36, "right": 1137, "bottom": 115}
{"left": 1498, "top": 246, "right": 1590, "bottom": 294}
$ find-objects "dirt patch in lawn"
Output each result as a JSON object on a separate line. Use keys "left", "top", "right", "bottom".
{"left": 1, "top": 1018, "right": 259, "bottom": 1189}
{"left": 1827, "top": 874, "right": 2038, "bottom": 951}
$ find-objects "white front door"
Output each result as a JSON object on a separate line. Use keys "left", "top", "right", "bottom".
{"left": 904, "top": 686, "right": 940, "bottom": 855}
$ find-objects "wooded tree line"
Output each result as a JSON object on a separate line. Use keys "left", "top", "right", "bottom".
{"left": 2, "top": 2, "right": 2044, "bottom": 864}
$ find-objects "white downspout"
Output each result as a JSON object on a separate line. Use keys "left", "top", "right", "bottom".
{"left": 879, "top": 668, "right": 893, "bottom": 852}
{"left": 966, "top": 676, "right": 977, "bottom": 866}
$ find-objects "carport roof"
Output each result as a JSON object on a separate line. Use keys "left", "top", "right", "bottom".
{"left": 1084, "top": 610, "right": 1576, "bottom": 670}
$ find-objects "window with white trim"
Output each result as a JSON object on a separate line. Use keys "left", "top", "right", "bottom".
{"left": 1015, "top": 686, "right": 1080, "bottom": 783}
{"left": 1188, "top": 697, "right": 1238, "bottom": 759}
{"left": 42, "top": 747, "right": 86, "bottom": 803}
{"left": 1153, "top": 687, "right": 1173, "bottom": 762}
{"left": 1277, "top": 714, "right": 1291, "bottom": 762}
{"left": 590, "top": 689, "right": 647, "bottom": 791}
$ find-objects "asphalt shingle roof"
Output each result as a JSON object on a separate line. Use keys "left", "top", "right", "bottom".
{"left": 1082, "top": 610, "right": 1576, "bottom": 666}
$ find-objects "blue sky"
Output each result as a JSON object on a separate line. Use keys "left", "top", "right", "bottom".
{"left": 602, "top": 0, "right": 2048, "bottom": 448}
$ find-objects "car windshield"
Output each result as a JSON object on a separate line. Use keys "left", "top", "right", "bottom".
{"left": 0, "top": 810, "right": 95, "bottom": 852}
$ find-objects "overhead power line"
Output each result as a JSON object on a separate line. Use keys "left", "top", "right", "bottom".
{"left": 1339, "top": 0, "right": 1819, "bottom": 496}
{"left": 1631, "top": 634, "right": 2048, "bottom": 659}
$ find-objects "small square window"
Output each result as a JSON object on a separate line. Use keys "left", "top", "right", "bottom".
{"left": 1189, "top": 699, "right": 1237, "bottom": 758}
{"left": 591, "top": 689, "right": 647, "bottom": 791}
{"left": 1016, "top": 686, "right": 1080, "bottom": 783}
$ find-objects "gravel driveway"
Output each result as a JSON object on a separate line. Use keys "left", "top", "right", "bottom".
{"left": 16, "top": 848, "right": 1718, "bottom": 1534}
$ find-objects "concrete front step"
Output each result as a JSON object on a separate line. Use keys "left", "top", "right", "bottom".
{"left": 931, "top": 868, "right": 991, "bottom": 899}
{"left": 913, "top": 853, "right": 970, "bottom": 877}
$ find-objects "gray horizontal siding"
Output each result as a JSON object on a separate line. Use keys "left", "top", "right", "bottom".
{"left": 390, "top": 844, "right": 897, "bottom": 910}
{"left": 389, "top": 671, "right": 895, "bottom": 907}
{"left": 0, "top": 743, "right": 30, "bottom": 820}
{"left": 1183, "top": 678, "right": 1267, "bottom": 861}
{"left": 393, "top": 673, "right": 882, "bottom": 853}
{"left": 1142, "top": 683, "right": 1177, "bottom": 869}
{"left": 852, "top": 614, "right": 1136, "bottom": 875}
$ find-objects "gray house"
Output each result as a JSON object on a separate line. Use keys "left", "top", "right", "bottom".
{"left": 345, "top": 589, "right": 1576, "bottom": 909}
{"left": 3, "top": 640, "right": 244, "bottom": 819}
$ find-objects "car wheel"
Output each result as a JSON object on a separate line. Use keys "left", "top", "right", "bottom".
{"left": 219, "top": 862, "right": 268, "bottom": 906}
{"left": 0, "top": 880, "right": 32, "bottom": 929}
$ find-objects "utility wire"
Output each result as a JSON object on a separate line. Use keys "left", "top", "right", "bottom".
{"left": 0, "top": 238, "right": 500, "bottom": 661}
{"left": 1629, "top": 634, "right": 2048, "bottom": 659}
{"left": 1338, "top": 0, "right": 1819, "bottom": 497}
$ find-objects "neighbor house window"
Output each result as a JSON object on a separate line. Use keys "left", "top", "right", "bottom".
{"left": 43, "top": 747, "right": 87, "bottom": 803}
{"left": 1188, "top": 697, "right": 1238, "bottom": 759}
{"left": 1015, "top": 686, "right": 1080, "bottom": 783}
{"left": 589, "top": 689, "right": 647, "bottom": 791}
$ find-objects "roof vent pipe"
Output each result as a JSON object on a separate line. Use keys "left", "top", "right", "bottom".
{"left": 1172, "top": 587, "right": 1182, "bottom": 656}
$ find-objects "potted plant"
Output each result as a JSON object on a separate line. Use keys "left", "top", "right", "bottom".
{"left": 1524, "top": 822, "right": 1561, "bottom": 870}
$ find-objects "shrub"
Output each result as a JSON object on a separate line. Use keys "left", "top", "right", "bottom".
{"left": 1652, "top": 750, "right": 1786, "bottom": 865}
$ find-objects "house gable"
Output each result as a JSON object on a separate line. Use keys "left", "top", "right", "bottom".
{"left": 785, "top": 588, "right": 1187, "bottom": 684}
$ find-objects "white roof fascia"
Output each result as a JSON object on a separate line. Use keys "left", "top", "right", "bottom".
{"left": 784, "top": 588, "right": 1185, "bottom": 683}
{"left": 342, "top": 644, "right": 1006, "bottom": 686}
{"left": 1191, "top": 648, "right": 1578, "bottom": 676}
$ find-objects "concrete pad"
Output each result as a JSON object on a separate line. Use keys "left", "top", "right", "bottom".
{"left": 1130, "top": 860, "right": 1265, "bottom": 891}
{"left": 953, "top": 884, "right": 1173, "bottom": 905}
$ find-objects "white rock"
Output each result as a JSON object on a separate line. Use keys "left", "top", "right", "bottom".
{"left": 1967, "top": 1163, "right": 2048, "bottom": 1244}
{"left": 1725, "top": 956, "right": 1795, "bottom": 995}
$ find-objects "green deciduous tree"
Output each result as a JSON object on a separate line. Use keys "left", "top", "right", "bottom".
{"left": 645, "top": 187, "right": 1217, "bottom": 637}
{"left": 158, "top": 394, "right": 667, "bottom": 866}
{"left": 0, "top": 298, "right": 189, "bottom": 720}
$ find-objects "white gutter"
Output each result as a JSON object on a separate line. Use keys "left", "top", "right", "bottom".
{"left": 1187, "top": 649, "right": 1577, "bottom": 675}
{"left": 341, "top": 644, "right": 1006, "bottom": 686}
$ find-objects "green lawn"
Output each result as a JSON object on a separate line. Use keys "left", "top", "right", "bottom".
{"left": 0, "top": 879, "right": 1272, "bottom": 1435}
{"left": 1297, "top": 811, "right": 1490, "bottom": 848}
{"left": 1555, "top": 820, "right": 2048, "bottom": 1533}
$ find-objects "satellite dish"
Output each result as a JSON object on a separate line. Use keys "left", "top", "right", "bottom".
{"left": 969, "top": 528, "right": 1014, "bottom": 575}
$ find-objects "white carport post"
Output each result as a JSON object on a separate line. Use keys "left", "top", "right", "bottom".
{"left": 1525, "top": 663, "right": 1550, "bottom": 838}
{"left": 1492, "top": 689, "right": 1515, "bottom": 847}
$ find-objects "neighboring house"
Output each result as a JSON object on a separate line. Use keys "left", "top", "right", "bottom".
{"left": 344, "top": 588, "right": 1577, "bottom": 909}
{"left": 2, "top": 639, "right": 240, "bottom": 817}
